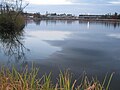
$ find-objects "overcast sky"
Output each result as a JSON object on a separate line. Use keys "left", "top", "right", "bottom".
{"left": 69, "top": 0, "right": 120, "bottom": 4}
{"left": 29, "top": 0, "right": 120, "bottom": 5}
{"left": 10, "top": 0, "right": 116, "bottom": 15}
{"left": 0, "top": 0, "right": 119, "bottom": 15}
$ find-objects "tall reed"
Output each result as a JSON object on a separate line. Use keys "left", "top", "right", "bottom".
{"left": 0, "top": 66, "right": 114, "bottom": 90}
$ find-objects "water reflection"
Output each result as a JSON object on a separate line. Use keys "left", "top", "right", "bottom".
{"left": 33, "top": 19, "right": 41, "bottom": 25}
{"left": 78, "top": 21, "right": 120, "bottom": 29}
{"left": 0, "top": 20, "right": 120, "bottom": 89}
{"left": 0, "top": 26, "right": 29, "bottom": 64}
{"left": 32, "top": 20, "right": 120, "bottom": 29}
{"left": 87, "top": 22, "right": 90, "bottom": 29}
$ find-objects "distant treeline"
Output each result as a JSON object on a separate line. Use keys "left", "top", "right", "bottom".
{"left": 22, "top": 12, "right": 120, "bottom": 20}
{"left": 102, "top": 12, "right": 120, "bottom": 19}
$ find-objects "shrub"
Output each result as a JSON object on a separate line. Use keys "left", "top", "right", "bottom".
{"left": 0, "top": 13, "right": 25, "bottom": 31}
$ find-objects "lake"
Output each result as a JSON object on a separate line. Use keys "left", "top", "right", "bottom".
{"left": 0, "top": 20, "right": 120, "bottom": 89}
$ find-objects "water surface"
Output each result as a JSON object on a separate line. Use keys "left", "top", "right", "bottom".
{"left": 0, "top": 20, "right": 120, "bottom": 89}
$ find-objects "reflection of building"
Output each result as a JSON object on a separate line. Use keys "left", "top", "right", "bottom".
{"left": 79, "top": 15, "right": 102, "bottom": 19}
{"left": 79, "top": 20, "right": 120, "bottom": 29}
{"left": 87, "top": 22, "right": 90, "bottom": 29}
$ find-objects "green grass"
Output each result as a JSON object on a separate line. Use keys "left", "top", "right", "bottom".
{"left": 0, "top": 66, "right": 114, "bottom": 90}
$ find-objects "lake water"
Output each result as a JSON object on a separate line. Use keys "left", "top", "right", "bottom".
{"left": 0, "top": 20, "right": 120, "bottom": 89}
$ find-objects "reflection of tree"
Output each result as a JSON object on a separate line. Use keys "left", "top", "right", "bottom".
{"left": 79, "top": 21, "right": 120, "bottom": 29}
{"left": 33, "top": 19, "right": 41, "bottom": 25}
{"left": 0, "top": 26, "right": 30, "bottom": 64}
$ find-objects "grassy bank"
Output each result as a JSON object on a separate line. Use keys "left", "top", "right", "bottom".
{"left": 0, "top": 66, "right": 114, "bottom": 90}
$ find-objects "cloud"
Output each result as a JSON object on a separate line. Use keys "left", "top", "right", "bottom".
{"left": 29, "top": 0, "right": 71, "bottom": 5}
{"left": 68, "top": 0, "right": 120, "bottom": 4}
{"left": 109, "top": 1, "right": 120, "bottom": 4}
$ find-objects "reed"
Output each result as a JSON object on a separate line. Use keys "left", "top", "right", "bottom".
{"left": 0, "top": 13, "right": 25, "bottom": 31}
{"left": 0, "top": 66, "right": 114, "bottom": 90}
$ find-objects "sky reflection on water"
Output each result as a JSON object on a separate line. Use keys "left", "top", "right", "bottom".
{"left": 24, "top": 30, "right": 71, "bottom": 60}
{"left": 25, "top": 20, "right": 120, "bottom": 90}
{"left": 0, "top": 20, "right": 120, "bottom": 89}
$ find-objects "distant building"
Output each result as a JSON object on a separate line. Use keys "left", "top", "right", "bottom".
{"left": 46, "top": 13, "right": 56, "bottom": 16}
{"left": 67, "top": 14, "right": 72, "bottom": 17}
{"left": 59, "top": 13, "right": 66, "bottom": 17}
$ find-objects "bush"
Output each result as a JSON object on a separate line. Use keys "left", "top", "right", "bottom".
{"left": 0, "top": 13, "right": 25, "bottom": 31}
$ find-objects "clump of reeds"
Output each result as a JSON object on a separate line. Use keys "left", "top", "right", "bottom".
{"left": 0, "top": 0, "right": 28, "bottom": 31}
{"left": 0, "top": 13, "right": 25, "bottom": 31}
{"left": 0, "top": 66, "right": 114, "bottom": 90}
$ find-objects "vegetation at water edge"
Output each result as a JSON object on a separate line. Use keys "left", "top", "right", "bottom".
{"left": 0, "top": 66, "right": 114, "bottom": 90}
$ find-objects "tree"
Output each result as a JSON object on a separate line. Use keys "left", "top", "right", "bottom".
{"left": 118, "top": 14, "right": 120, "bottom": 19}
{"left": 114, "top": 12, "right": 118, "bottom": 19}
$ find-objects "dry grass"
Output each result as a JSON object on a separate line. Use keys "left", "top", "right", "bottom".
{"left": 0, "top": 12, "right": 25, "bottom": 31}
{"left": 0, "top": 66, "right": 114, "bottom": 90}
